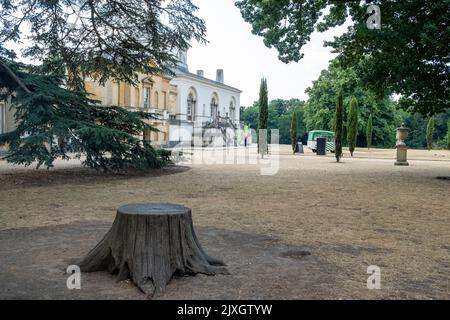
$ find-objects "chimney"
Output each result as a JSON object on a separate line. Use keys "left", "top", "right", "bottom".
{"left": 216, "top": 69, "right": 224, "bottom": 83}
{"left": 196, "top": 70, "right": 204, "bottom": 77}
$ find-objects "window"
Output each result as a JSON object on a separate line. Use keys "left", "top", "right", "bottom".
{"left": 143, "top": 87, "right": 151, "bottom": 109}
{"left": 187, "top": 92, "right": 196, "bottom": 121}
{"left": 187, "top": 88, "right": 197, "bottom": 121}
{"left": 210, "top": 98, "right": 218, "bottom": 119}
{"left": 230, "top": 100, "right": 236, "bottom": 120}
{"left": 154, "top": 91, "right": 159, "bottom": 109}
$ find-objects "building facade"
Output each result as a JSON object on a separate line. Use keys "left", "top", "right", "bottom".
{"left": 168, "top": 51, "right": 242, "bottom": 147}
{"left": 2, "top": 51, "right": 243, "bottom": 150}
{"left": 85, "top": 73, "right": 177, "bottom": 146}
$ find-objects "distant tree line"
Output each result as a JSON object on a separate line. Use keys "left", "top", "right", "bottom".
{"left": 237, "top": 0, "right": 449, "bottom": 151}
{"left": 241, "top": 98, "right": 307, "bottom": 146}
{"left": 241, "top": 62, "right": 449, "bottom": 150}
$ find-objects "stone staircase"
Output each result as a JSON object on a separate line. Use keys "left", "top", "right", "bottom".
{"left": 203, "top": 117, "right": 239, "bottom": 147}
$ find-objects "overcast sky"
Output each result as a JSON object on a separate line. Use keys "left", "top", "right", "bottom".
{"left": 189, "top": 0, "right": 350, "bottom": 107}
{"left": 5, "top": 0, "right": 350, "bottom": 107}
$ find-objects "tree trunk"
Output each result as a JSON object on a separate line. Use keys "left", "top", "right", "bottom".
{"left": 78, "top": 203, "right": 228, "bottom": 297}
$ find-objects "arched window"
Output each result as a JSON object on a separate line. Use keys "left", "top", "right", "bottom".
{"left": 143, "top": 87, "right": 151, "bottom": 109}
{"left": 230, "top": 97, "right": 236, "bottom": 121}
{"left": 141, "top": 77, "right": 153, "bottom": 109}
{"left": 229, "top": 102, "right": 235, "bottom": 120}
{"left": 210, "top": 93, "right": 219, "bottom": 120}
{"left": 187, "top": 87, "right": 197, "bottom": 121}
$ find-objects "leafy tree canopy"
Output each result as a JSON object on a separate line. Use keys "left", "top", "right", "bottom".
{"left": 241, "top": 98, "right": 306, "bottom": 145}
{"left": 0, "top": 0, "right": 206, "bottom": 88}
{"left": 236, "top": 0, "right": 449, "bottom": 115}
{"left": 304, "top": 61, "right": 401, "bottom": 148}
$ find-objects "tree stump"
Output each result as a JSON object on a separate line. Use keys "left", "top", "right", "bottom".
{"left": 78, "top": 203, "right": 228, "bottom": 297}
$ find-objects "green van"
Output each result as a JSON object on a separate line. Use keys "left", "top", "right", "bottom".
{"left": 307, "top": 130, "right": 335, "bottom": 153}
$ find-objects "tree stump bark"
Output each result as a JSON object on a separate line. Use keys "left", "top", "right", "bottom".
{"left": 78, "top": 203, "right": 228, "bottom": 297}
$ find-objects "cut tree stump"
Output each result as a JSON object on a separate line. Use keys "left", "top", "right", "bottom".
{"left": 78, "top": 203, "right": 228, "bottom": 297}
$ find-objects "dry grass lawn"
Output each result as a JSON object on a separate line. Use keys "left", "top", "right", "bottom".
{"left": 0, "top": 145, "right": 449, "bottom": 299}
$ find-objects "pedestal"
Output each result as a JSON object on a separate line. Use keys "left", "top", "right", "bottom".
{"left": 395, "top": 145, "right": 409, "bottom": 166}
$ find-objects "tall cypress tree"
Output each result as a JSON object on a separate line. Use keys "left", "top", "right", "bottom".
{"left": 335, "top": 90, "right": 344, "bottom": 162}
{"left": 426, "top": 116, "right": 434, "bottom": 150}
{"left": 347, "top": 97, "right": 358, "bottom": 157}
{"left": 257, "top": 78, "right": 269, "bottom": 156}
{"left": 291, "top": 111, "right": 298, "bottom": 153}
{"left": 366, "top": 114, "right": 373, "bottom": 150}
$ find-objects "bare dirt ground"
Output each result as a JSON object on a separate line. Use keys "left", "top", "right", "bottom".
{"left": 0, "top": 145, "right": 449, "bottom": 299}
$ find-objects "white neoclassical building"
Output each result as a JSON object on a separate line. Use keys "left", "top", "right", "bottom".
{"left": 168, "top": 51, "right": 242, "bottom": 147}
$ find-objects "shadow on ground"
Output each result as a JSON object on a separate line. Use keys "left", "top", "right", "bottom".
{"left": 0, "top": 165, "right": 190, "bottom": 190}
{"left": 0, "top": 222, "right": 337, "bottom": 299}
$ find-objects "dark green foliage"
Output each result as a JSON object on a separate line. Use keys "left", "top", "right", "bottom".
{"left": 236, "top": 0, "right": 449, "bottom": 116}
{"left": 401, "top": 109, "right": 450, "bottom": 149}
{"left": 241, "top": 99, "right": 306, "bottom": 145}
{"left": 402, "top": 112, "right": 427, "bottom": 149}
{"left": 241, "top": 61, "right": 447, "bottom": 151}
{"left": 304, "top": 61, "right": 399, "bottom": 148}
{"left": 236, "top": 0, "right": 326, "bottom": 63}
{"left": 335, "top": 90, "right": 344, "bottom": 162}
{"left": 0, "top": 60, "right": 168, "bottom": 171}
{"left": 156, "top": 149, "right": 174, "bottom": 163}
{"left": 0, "top": 0, "right": 206, "bottom": 89}
{"left": 347, "top": 97, "right": 358, "bottom": 156}
{"left": 432, "top": 111, "right": 450, "bottom": 150}
{"left": 291, "top": 111, "right": 298, "bottom": 153}
{"left": 241, "top": 104, "right": 258, "bottom": 130}
{"left": 257, "top": 78, "right": 268, "bottom": 155}
{"left": 331, "top": 112, "right": 337, "bottom": 133}
{"left": 366, "top": 114, "right": 373, "bottom": 150}
{"left": 0, "top": 0, "right": 206, "bottom": 171}
{"left": 426, "top": 116, "right": 435, "bottom": 151}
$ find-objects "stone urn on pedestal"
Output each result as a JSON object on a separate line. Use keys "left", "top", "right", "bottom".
{"left": 395, "top": 123, "right": 410, "bottom": 166}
